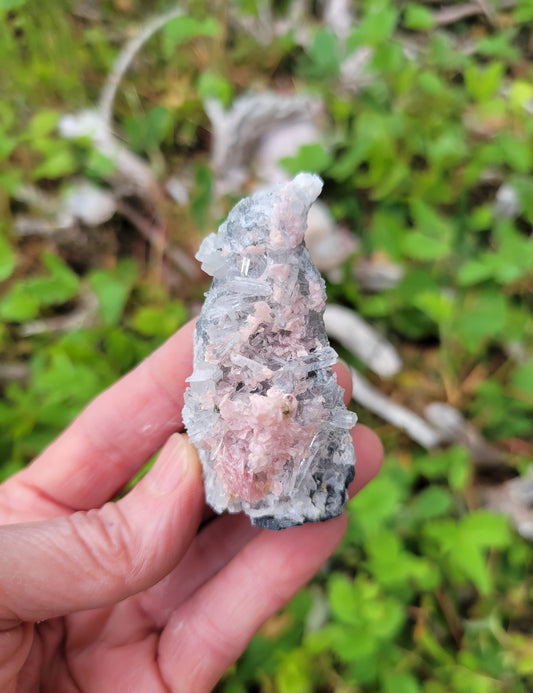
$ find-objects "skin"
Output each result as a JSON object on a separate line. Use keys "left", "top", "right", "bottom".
{"left": 0, "top": 320, "right": 383, "bottom": 692}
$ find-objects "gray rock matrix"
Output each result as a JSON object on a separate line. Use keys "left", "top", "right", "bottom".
{"left": 183, "top": 173, "right": 356, "bottom": 529}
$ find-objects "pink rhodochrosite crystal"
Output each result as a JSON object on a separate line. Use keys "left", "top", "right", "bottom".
{"left": 182, "top": 173, "right": 356, "bottom": 529}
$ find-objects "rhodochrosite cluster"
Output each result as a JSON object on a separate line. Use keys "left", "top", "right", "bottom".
{"left": 183, "top": 174, "right": 356, "bottom": 529}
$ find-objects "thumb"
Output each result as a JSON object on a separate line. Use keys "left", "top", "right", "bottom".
{"left": 0, "top": 434, "right": 204, "bottom": 627}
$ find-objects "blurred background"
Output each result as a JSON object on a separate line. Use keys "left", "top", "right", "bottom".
{"left": 1, "top": 1, "right": 533, "bottom": 690}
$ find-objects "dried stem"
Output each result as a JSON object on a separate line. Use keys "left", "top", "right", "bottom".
{"left": 432, "top": 0, "right": 515, "bottom": 26}
{"left": 98, "top": 5, "right": 184, "bottom": 129}
{"left": 350, "top": 368, "right": 443, "bottom": 449}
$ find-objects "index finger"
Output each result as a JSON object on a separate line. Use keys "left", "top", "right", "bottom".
{"left": 9, "top": 320, "right": 197, "bottom": 511}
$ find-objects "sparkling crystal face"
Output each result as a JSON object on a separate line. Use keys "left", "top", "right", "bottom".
{"left": 182, "top": 173, "right": 356, "bottom": 529}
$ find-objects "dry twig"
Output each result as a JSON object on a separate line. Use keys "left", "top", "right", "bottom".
{"left": 431, "top": 0, "right": 515, "bottom": 26}
{"left": 325, "top": 304, "right": 402, "bottom": 378}
{"left": 206, "top": 92, "right": 323, "bottom": 193}
{"left": 0, "top": 363, "right": 30, "bottom": 383}
{"left": 98, "top": 6, "right": 184, "bottom": 130}
{"left": 350, "top": 368, "right": 444, "bottom": 449}
{"left": 485, "top": 473, "right": 533, "bottom": 540}
{"left": 424, "top": 402, "right": 505, "bottom": 466}
{"left": 18, "top": 289, "right": 100, "bottom": 337}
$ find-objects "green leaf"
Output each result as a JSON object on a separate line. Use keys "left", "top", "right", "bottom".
{"left": 514, "top": 0, "right": 533, "bottom": 22}
{"left": 448, "top": 447, "right": 471, "bottom": 490}
{"left": 464, "top": 62, "right": 504, "bottom": 103}
{"left": 424, "top": 518, "right": 460, "bottom": 554}
{"left": 368, "top": 208, "right": 407, "bottom": 260}
{"left": 511, "top": 361, "right": 533, "bottom": 397}
{"left": 403, "top": 4, "right": 434, "bottom": 31}
{"left": 0, "top": 0, "right": 27, "bottom": 14}
{"left": 402, "top": 232, "right": 450, "bottom": 260}
{"left": 417, "top": 70, "right": 445, "bottom": 97}
{"left": 364, "top": 529, "right": 427, "bottom": 589}
{"left": 427, "top": 129, "right": 467, "bottom": 170}
{"left": 457, "top": 259, "right": 494, "bottom": 286}
{"left": 461, "top": 510, "right": 511, "bottom": 549}
{"left": 275, "top": 651, "right": 313, "bottom": 693}
{"left": 233, "top": 0, "right": 261, "bottom": 15}
{"left": 0, "top": 102, "right": 14, "bottom": 132}
{"left": 349, "top": 3, "right": 399, "bottom": 47}
{"left": 89, "top": 260, "right": 138, "bottom": 326}
{"left": 348, "top": 474, "right": 404, "bottom": 535}
{"left": 508, "top": 80, "right": 533, "bottom": 111}
{"left": 413, "top": 290, "right": 453, "bottom": 322}
{"left": 408, "top": 486, "right": 453, "bottom": 520}
{"left": 469, "top": 204, "right": 493, "bottom": 231}
{"left": 33, "top": 349, "right": 108, "bottom": 419}
{"left": 197, "top": 71, "right": 233, "bottom": 107}
{"left": 41, "top": 252, "right": 79, "bottom": 297}
{"left": 328, "top": 574, "right": 360, "bottom": 624}
{"left": 454, "top": 536, "right": 492, "bottom": 594}
{"left": 475, "top": 29, "right": 520, "bottom": 61}
{"left": 371, "top": 160, "right": 409, "bottom": 199}
{"left": 304, "top": 29, "right": 340, "bottom": 79}
{"left": 498, "top": 132, "right": 532, "bottom": 173}
{"left": 33, "top": 145, "right": 77, "bottom": 179}
{"left": 125, "top": 106, "right": 174, "bottom": 153}
{"left": 281, "top": 143, "right": 332, "bottom": 177}
{"left": 28, "top": 110, "right": 60, "bottom": 139}
{"left": 473, "top": 379, "right": 533, "bottom": 438}
{"left": 402, "top": 200, "right": 454, "bottom": 260}
{"left": 382, "top": 671, "right": 421, "bottom": 693}
{"left": 370, "top": 41, "right": 405, "bottom": 75}
{"left": 162, "top": 16, "right": 218, "bottom": 60}
{"left": 131, "top": 302, "right": 188, "bottom": 339}
{"left": 426, "top": 511, "right": 512, "bottom": 594}
{"left": 0, "top": 252, "right": 79, "bottom": 321}
{"left": 190, "top": 163, "right": 213, "bottom": 231}
{"left": 453, "top": 289, "right": 507, "bottom": 351}
{"left": 512, "top": 176, "right": 533, "bottom": 224}
{"left": 411, "top": 199, "right": 454, "bottom": 239}
{"left": 0, "top": 284, "right": 39, "bottom": 322}
{"left": 0, "top": 133, "right": 16, "bottom": 161}
{"left": 0, "top": 169, "right": 23, "bottom": 194}
{"left": 85, "top": 148, "right": 116, "bottom": 178}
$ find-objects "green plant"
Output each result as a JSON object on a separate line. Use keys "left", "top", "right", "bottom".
{"left": 1, "top": 1, "right": 533, "bottom": 691}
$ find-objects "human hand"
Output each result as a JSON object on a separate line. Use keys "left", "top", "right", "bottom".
{"left": 0, "top": 320, "right": 383, "bottom": 692}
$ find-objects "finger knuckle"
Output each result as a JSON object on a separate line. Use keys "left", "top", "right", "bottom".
{"left": 68, "top": 503, "right": 139, "bottom": 586}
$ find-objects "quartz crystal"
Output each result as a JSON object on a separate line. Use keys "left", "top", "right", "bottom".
{"left": 183, "top": 173, "right": 356, "bottom": 529}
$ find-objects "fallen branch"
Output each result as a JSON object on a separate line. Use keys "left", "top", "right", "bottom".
{"left": 353, "top": 258, "right": 404, "bottom": 291}
{"left": 431, "top": 0, "right": 515, "bottom": 26}
{"left": 350, "top": 368, "right": 443, "bottom": 449}
{"left": 18, "top": 289, "right": 100, "bottom": 337}
{"left": 14, "top": 184, "right": 61, "bottom": 216}
{"left": 485, "top": 473, "right": 533, "bottom": 540}
{"left": 59, "top": 110, "right": 160, "bottom": 201}
{"left": 115, "top": 200, "right": 201, "bottom": 280}
{"left": 206, "top": 92, "right": 323, "bottom": 193}
{"left": 60, "top": 7, "right": 188, "bottom": 201}
{"left": 424, "top": 402, "right": 505, "bottom": 466}
{"left": 98, "top": 5, "right": 184, "bottom": 130}
{"left": 0, "top": 363, "right": 30, "bottom": 383}
{"left": 325, "top": 304, "right": 402, "bottom": 378}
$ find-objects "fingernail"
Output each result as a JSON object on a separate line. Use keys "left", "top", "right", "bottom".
{"left": 146, "top": 434, "right": 200, "bottom": 496}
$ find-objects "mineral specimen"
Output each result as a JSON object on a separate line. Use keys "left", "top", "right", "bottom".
{"left": 182, "top": 173, "right": 356, "bottom": 529}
